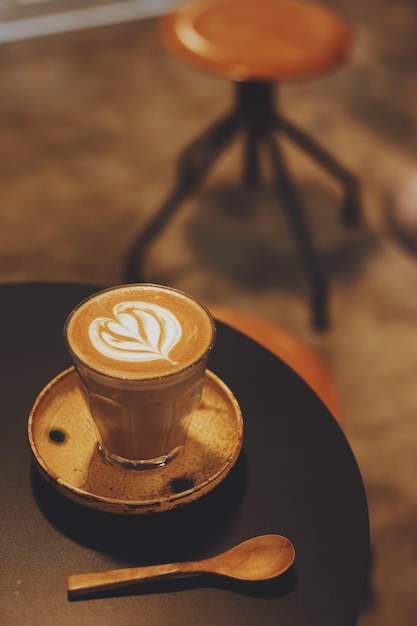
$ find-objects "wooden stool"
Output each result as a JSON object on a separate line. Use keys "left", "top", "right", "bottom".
{"left": 124, "top": 0, "right": 361, "bottom": 330}
{"left": 208, "top": 303, "right": 343, "bottom": 426}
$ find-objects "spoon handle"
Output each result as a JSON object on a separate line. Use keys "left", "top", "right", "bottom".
{"left": 67, "top": 561, "right": 203, "bottom": 596}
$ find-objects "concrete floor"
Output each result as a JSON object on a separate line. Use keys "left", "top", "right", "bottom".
{"left": 1, "top": 1, "right": 417, "bottom": 624}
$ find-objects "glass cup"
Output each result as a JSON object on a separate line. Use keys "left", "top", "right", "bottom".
{"left": 64, "top": 284, "right": 216, "bottom": 470}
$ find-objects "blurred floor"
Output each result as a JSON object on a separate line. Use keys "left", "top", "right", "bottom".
{"left": 1, "top": 1, "right": 417, "bottom": 624}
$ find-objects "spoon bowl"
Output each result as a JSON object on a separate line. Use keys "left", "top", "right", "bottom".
{"left": 67, "top": 534, "right": 295, "bottom": 597}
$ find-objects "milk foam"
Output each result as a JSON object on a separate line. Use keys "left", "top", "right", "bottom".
{"left": 88, "top": 301, "right": 182, "bottom": 363}
{"left": 66, "top": 284, "right": 215, "bottom": 380}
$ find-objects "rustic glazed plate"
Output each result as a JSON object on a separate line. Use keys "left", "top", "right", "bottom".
{"left": 28, "top": 367, "right": 243, "bottom": 514}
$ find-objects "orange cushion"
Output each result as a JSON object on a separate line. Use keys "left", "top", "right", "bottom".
{"left": 161, "top": 0, "right": 353, "bottom": 82}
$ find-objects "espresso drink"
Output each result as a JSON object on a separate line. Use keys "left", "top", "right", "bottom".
{"left": 65, "top": 284, "right": 215, "bottom": 469}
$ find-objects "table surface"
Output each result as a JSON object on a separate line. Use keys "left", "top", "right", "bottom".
{"left": 0, "top": 282, "right": 369, "bottom": 626}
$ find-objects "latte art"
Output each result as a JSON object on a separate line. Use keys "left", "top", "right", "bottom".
{"left": 89, "top": 301, "right": 182, "bottom": 363}
{"left": 65, "top": 284, "right": 215, "bottom": 380}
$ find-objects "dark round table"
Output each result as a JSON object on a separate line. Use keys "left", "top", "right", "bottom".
{"left": 0, "top": 282, "right": 369, "bottom": 625}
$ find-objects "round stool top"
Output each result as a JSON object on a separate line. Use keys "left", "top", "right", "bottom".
{"left": 161, "top": 0, "right": 354, "bottom": 82}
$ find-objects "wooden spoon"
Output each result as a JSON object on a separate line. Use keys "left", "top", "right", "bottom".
{"left": 67, "top": 534, "right": 295, "bottom": 597}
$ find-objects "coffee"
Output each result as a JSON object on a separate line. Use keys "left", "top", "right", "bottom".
{"left": 64, "top": 284, "right": 216, "bottom": 468}
{"left": 65, "top": 284, "right": 214, "bottom": 380}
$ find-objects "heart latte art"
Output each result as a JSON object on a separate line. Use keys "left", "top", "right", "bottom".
{"left": 66, "top": 284, "right": 215, "bottom": 379}
{"left": 89, "top": 301, "right": 182, "bottom": 363}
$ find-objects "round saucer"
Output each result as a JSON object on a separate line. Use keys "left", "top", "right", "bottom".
{"left": 28, "top": 367, "right": 243, "bottom": 514}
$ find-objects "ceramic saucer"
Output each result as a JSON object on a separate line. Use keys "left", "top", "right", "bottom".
{"left": 28, "top": 367, "right": 243, "bottom": 514}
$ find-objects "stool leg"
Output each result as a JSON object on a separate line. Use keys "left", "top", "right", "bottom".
{"left": 236, "top": 81, "right": 276, "bottom": 189}
{"left": 265, "top": 133, "right": 329, "bottom": 331}
{"left": 243, "top": 128, "right": 262, "bottom": 188}
{"left": 124, "top": 113, "right": 238, "bottom": 283}
{"left": 275, "top": 114, "right": 360, "bottom": 227}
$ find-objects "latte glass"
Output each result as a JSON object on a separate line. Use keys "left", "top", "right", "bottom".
{"left": 64, "top": 284, "right": 216, "bottom": 469}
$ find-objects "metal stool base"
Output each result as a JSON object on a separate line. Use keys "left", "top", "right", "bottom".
{"left": 124, "top": 81, "right": 360, "bottom": 331}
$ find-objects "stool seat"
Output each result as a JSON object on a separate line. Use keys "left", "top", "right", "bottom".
{"left": 161, "top": 0, "right": 354, "bottom": 82}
